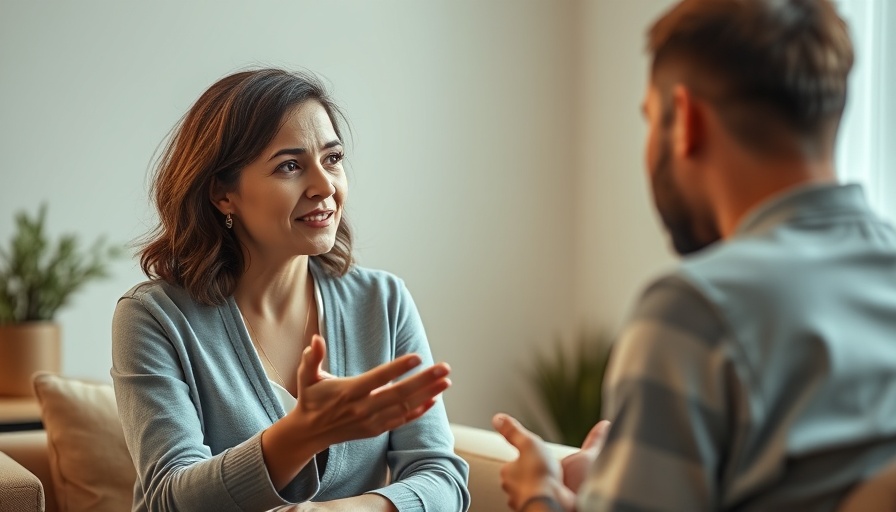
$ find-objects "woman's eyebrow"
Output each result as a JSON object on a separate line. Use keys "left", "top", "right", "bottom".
{"left": 268, "top": 140, "right": 342, "bottom": 161}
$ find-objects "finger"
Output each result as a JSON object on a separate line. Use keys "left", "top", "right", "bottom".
{"left": 492, "top": 413, "right": 539, "bottom": 450}
{"left": 365, "top": 375, "right": 450, "bottom": 426}
{"left": 401, "top": 376, "right": 451, "bottom": 412}
{"left": 364, "top": 376, "right": 451, "bottom": 422}
{"left": 376, "top": 398, "right": 438, "bottom": 433}
{"left": 368, "top": 364, "right": 450, "bottom": 408}
{"left": 405, "top": 398, "right": 437, "bottom": 421}
{"left": 346, "top": 353, "right": 424, "bottom": 399}
{"left": 581, "top": 419, "right": 612, "bottom": 450}
{"left": 297, "top": 335, "right": 327, "bottom": 388}
{"left": 371, "top": 362, "right": 450, "bottom": 396}
{"left": 370, "top": 361, "right": 451, "bottom": 394}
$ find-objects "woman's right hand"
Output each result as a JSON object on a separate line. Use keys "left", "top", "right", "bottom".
{"left": 261, "top": 334, "right": 451, "bottom": 490}
{"left": 294, "top": 334, "right": 451, "bottom": 445}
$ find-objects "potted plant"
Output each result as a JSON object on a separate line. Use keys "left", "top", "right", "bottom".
{"left": 522, "top": 330, "right": 614, "bottom": 447}
{"left": 0, "top": 203, "right": 122, "bottom": 396}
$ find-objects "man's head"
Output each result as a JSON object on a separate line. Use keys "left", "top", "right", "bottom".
{"left": 643, "top": 0, "right": 854, "bottom": 255}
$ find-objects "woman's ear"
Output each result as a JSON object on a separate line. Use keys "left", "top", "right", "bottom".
{"left": 209, "top": 176, "right": 232, "bottom": 215}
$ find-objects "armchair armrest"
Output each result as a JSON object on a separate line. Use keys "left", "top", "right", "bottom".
{"left": 0, "top": 450, "right": 45, "bottom": 512}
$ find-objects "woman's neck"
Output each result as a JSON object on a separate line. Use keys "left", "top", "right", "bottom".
{"left": 233, "top": 255, "right": 312, "bottom": 320}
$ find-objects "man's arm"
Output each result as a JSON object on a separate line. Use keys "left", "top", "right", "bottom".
{"left": 577, "top": 275, "right": 744, "bottom": 511}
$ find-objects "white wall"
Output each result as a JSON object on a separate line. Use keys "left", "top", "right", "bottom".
{"left": 573, "top": 0, "right": 678, "bottom": 334}
{"left": 0, "top": 0, "right": 674, "bottom": 432}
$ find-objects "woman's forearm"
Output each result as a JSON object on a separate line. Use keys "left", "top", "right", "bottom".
{"left": 261, "top": 413, "right": 321, "bottom": 490}
{"left": 292, "top": 494, "right": 398, "bottom": 512}
{"left": 325, "top": 494, "right": 398, "bottom": 511}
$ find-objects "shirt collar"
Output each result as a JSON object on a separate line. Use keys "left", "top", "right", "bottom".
{"left": 734, "top": 182, "right": 870, "bottom": 237}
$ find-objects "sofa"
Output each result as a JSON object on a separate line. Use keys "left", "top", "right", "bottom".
{"left": 6, "top": 374, "right": 893, "bottom": 512}
{"left": 0, "top": 374, "right": 576, "bottom": 512}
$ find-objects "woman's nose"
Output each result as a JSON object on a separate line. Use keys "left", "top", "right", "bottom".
{"left": 304, "top": 162, "right": 336, "bottom": 199}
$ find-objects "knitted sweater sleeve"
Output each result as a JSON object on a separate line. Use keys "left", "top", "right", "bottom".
{"left": 110, "top": 294, "right": 313, "bottom": 512}
{"left": 366, "top": 280, "right": 471, "bottom": 512}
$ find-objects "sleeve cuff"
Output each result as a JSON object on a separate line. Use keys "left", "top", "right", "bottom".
{"left": 221, "top": 431, "right": 321, "bottom": 509}
{"left": 368, "top": 482, "right": 425, "bottom": 512}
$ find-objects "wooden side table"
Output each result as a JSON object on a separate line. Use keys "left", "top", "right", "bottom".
{"left": 0, "top": 397, "right": 42, "bottom": 432}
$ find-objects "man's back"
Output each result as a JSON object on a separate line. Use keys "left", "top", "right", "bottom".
{"left": 581, "top": 183, "right": 896, "bottom": 511}
{"left": 490, "top": 3, "right": 886, "bottom": 511}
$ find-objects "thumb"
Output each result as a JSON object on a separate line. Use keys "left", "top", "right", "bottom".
{"left": 581, "top": 420, "right": 612, "bottom": 450}
{"left": 492, "top": 413, "right": 537, "bottom": 450}
{"left": 297, "top": 335, "right": 327, "bottom": 388}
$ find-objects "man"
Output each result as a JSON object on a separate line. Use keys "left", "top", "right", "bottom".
{"left": 494, "top": 0, "right": 896, "bottom": 510}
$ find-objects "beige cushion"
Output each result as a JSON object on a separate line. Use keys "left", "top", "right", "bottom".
{"left": 32, "top": 373, "right": 135, "bottom": 512}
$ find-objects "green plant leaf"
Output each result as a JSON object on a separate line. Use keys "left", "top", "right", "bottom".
{"left": 522, "top": 330, "right": 613, "bottom": 446}
{"left": 0, "top": 202, "right": 124, "bottom": 324}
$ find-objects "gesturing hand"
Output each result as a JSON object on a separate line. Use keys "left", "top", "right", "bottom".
{"left": 293, "top": 334, "right": 451, "bottom": 447}
{"left": 493, "top": 413, "right": 577, "bottom": 512}
{"left": 561, "top": 420, "right": 611, "bottom": 493}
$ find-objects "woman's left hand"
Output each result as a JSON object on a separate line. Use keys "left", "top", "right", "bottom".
{"left": 262, "top": 334, "right": 451, "bottom": 490}
{"left": 293, "top": 334, "right": 451, "bottom": 447}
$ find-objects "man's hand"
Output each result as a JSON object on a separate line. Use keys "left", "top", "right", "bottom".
{"left": 492, "top": 413, "right": 577, "bottom": 511}
{"left": 561, "top": 420, "right": 611, "bottom": 493}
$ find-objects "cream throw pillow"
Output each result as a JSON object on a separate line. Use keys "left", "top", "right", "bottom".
{"left": 32, "top": 373, "right": 135, "bottom": 512}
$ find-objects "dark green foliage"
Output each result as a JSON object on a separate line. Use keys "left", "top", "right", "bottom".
{"left": 0, "top": 204, "right": 123, "bottom": 324}
{"left": 524, "top": 331, "right": 613, "bottom": 447}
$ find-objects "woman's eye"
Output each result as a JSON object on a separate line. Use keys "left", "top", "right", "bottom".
{"left": 325, "top": 152, "right": 344, "bottom": 165}
{"left": 276, "top": 161, "right": 300, "bottom": 174}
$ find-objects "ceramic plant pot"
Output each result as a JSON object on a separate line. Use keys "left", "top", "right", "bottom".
{"left": 0, "top": 322, "right": 61, "bottom": 397}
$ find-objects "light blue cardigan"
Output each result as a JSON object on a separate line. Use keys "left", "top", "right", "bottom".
{"left": 111, "top": 259, "right": 470, "bottom": 512}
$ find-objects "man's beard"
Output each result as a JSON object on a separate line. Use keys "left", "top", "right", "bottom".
{"left": 650, "top": 133, "right": 721, "bottom": 256}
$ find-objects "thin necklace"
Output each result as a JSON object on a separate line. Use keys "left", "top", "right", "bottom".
{"left": 243, "top": 297, "right": 313, "bottom": 389}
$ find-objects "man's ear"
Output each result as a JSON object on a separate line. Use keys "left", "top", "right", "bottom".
{"left": 672, "top": 84, "right": 705, "bottom": 159}
{"left": 209, "top": 176, "right": 233, "bottom": 215}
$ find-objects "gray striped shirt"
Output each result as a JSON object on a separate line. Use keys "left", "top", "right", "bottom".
{"left": 580, "top": 183, "right": 896, "bottom": 512}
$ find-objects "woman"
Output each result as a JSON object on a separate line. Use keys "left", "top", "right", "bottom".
{"left": 111, "top": 68, "right": 470, "bottom": 512}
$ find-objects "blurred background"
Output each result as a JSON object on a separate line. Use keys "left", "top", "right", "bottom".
{"left": 1, "top": 0, "right": 890, "bottom": 435}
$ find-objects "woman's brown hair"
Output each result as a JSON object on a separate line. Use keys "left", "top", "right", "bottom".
{"left": 139, "top": 68, "right": 353, "bottom": 305}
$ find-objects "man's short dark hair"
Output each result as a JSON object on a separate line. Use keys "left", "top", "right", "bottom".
{"left": 648, "top": 0, "right": 854, "bottom": 156}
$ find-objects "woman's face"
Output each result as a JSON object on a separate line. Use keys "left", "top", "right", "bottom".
{"left": 218, "top": 100, "right": 347, "bottom": 261}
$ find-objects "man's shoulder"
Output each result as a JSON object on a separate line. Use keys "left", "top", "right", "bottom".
{"left": 628, "top": 237, "right": 795, "bottom": 346}
{"left": 630, "top": 270, "right": 728, "bottom": 345}
{"left": 682, "top": 234, "right": 790, "bottom": 281}
{"left": 675, "top": 234, "right": 813, "bottom": 308}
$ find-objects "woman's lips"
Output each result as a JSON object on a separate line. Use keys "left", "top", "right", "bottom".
{"left": 296, "top": 210, "right": 335, "bottom": 227}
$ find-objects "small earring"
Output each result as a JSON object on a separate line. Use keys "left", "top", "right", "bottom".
{"left": 225, "top": 213, "right": 233, "bottom": 229}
